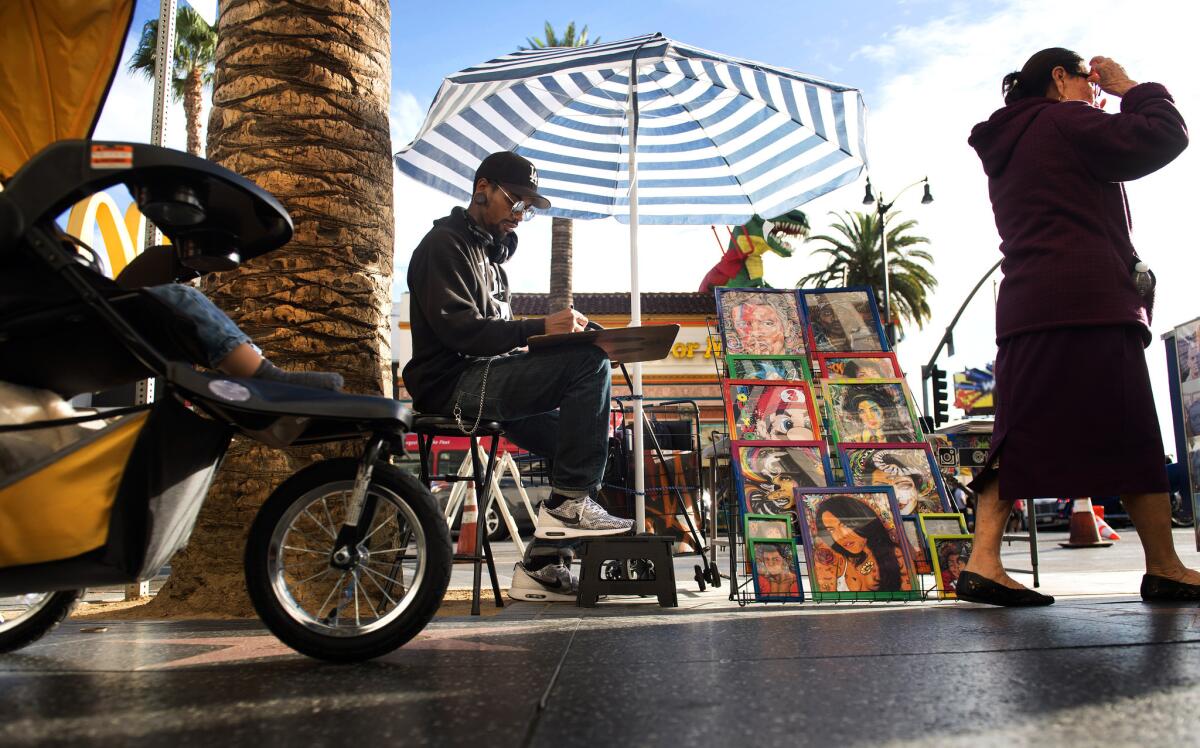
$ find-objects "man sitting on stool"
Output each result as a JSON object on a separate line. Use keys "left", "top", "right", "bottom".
{"left": 404, "top": 151, "right": 633, "bottom": 602}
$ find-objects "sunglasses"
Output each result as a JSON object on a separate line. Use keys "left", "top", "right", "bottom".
{"left": 493, "top": 182, "right": 537, "bottom": 221}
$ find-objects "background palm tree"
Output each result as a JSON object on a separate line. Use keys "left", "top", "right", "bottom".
{"left": 143, "top": 0, "right": 395, "bottom": 616}
{"left": 520, "top": 22, "right": 599, "bottom": 311}
{"left": 797, "top": 210, "right": 937, "bottom": 338}
{"left": 128, "top": 5, "right": 217, "bottom": 156}
{"left": 522, "top": 21, "right": 598, "bottom": 49}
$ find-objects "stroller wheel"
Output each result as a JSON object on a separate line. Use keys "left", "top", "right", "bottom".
{"left": 0, "top": 590, "right": 83, "bottom": 654}
{"left": 245, "top": 458, "right": 451, "bottom": 662}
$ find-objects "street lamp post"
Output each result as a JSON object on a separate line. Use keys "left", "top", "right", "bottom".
{"left": 862, "top": 177, "right": 933, "bottom": 346}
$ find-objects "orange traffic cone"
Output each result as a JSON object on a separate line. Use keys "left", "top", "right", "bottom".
{"left": 457, "top": 487, "right": 479, "bottom": 556}
{"left": 1059, "top": 498, "right": 1114, "bottom": 548}
{"left": 1093, "top": 505, "right": 1121, "bottom": 541}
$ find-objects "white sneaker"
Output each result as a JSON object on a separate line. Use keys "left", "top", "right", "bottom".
{"left": 533, "top": 496, "right": 635, "bottom": 539}
{"left": 508, "top": 563, "right": 577, "bottom": 602}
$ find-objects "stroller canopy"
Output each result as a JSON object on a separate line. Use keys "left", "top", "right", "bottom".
{"left": 0, "top": 0, "right": 135, "bottom": 180}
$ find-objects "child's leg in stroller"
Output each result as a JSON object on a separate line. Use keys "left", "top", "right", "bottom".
{"left": 143, "top": 284, "right": 343, "bottom": 391}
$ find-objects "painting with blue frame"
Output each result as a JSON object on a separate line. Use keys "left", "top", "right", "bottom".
{"left": 799, "top": 286, "right": 888, "bottom": 353}
{"left": 732, "top": 440, "right": 833, "bottom": 530}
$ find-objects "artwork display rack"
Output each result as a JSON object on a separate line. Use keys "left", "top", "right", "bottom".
{"left": 704, "top": 316, "right": 951, "bottom": 606}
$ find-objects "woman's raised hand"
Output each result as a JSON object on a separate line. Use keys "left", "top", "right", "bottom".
{"left": 1088, "top": 56, "right": 1138, "bottom": 97}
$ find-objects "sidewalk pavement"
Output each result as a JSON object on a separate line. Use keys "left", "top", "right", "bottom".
{"left": 3, "top": 528, "right": 1199, "bottom": 746}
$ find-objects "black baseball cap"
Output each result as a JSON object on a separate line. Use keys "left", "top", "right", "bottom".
{"left": 474, "top": 151, "right": 551, "bottom": 209}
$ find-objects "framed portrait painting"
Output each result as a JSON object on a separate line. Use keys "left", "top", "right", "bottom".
{"left": 714, "top": 288, "right": 807, "bottom": 357}
{"left": 817, "top": 352, "right": 901, "bottom": 381}
{"left": 838, "top": 443, "right": 951, "bottom": 515}
{"left": 821, "top": 378, "right": 923, "bottom": 443}
{"left": 799, "top": 287, "right": 888, "bottom": 353}
{"left": 1175, "top": 317, "right": 1200, "bottom": 389}
{"left": 725, "top": 380, "right": 821, "bottom": 441}
{"left": 928, "top": 534, "right": 974, "bottom": 600}
{"left": 796, "top": 487, "right": 920, "bottom": 601}
{"left": 918, "top": 513, "right": 969, "bottom": 539}
{"left": 748, "top": 538, "right": 804, "bottom": 602}
{"left": 733, "top": 441, "right": 833, "bottom": 527}
{"left": 901, "top": 516, "right": 932, "bottom": 575}
{"left": 744, "top": 513, "right": 793, "bottom": 541}
{"left": 726, "top": 354, "right": 812, "bottom": 383}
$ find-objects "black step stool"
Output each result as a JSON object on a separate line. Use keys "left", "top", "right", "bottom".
{"left": 413, "top": 414, "right": 504, "bottom": 616}
{"left": 577, "top": 534, "right": 677, "bottom": 608}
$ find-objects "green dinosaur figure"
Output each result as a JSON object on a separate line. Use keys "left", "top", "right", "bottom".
{"left": 699, "top": 210, "right": 809, "bottom": 291}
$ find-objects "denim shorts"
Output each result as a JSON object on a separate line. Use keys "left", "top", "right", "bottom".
{"left": 143, "top": 284, "right": 256, "bottom": 368}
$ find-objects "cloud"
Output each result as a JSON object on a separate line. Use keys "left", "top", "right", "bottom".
{"left": 854, "top": 44, "right": 897, "bottom": 64}
{"left": 390, "top": 89, "right": 426, "bottom": 153}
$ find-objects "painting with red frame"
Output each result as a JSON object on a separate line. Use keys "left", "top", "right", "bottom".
{"left": 724, "top": 380, "right": 820, "bottom": 442}
{"left": 817, "top": 352, "right": 902, "bottom": 380}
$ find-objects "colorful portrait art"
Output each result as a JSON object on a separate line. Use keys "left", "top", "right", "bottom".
{"left": 817, "top": 352, "right": 901, "bottom": 381}
{"left": 797, "top": 487, "right": 920, "bottom": 601}
{"left": 733, "top": 441, "right": 833, "bottom": 527}
{"left": 726, "top": 355, "right": 811, "bottom": 382}
{"left": 822, "top": 378, "right": 922, "bottom": 444}
{"left": 725, "top": 380, "right": 820, "bottom": 442}
{"left": 800, "top": 288, "right": 887, "bottom": 353}
{"left": 715, "top": 288, "right": 807, "bottom": 357}
{"left": 749, "top": 539, "right": 804, "bottom": 601}
{"left": 744, "top": 514, "right": 793, "bottom": 541}
{"left": 917, "top": 513, "right": 969, "bottom": 540}
{"left": 839, "top": 444, "right": 951, "bottom": 515}
{"left": 901, "top": 516, "right": 932, "bottom": 576}
{"left": 1176, "top": 318, "right": 1200, "bottom": 388}
{"left": 1184, "top": 389, "right": 1200, "bottom": 442}
{"left": 928, "top": 534, "right": 974, "bottom": 600}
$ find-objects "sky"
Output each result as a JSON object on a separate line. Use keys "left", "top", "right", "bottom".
{"left": 93, "top": 0, "right": 1200, "bottom": 453}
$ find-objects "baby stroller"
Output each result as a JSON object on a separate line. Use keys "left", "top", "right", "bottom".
{"left": 0, "top": 2, "right": 450, "bottom": 662}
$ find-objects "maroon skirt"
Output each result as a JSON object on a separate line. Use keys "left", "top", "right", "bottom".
{"left": 972, "top": 324, "right": 1168, "bottom": 501}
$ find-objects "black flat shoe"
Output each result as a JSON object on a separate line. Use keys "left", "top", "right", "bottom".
{"left": 955, "top": 571, "right": 1055, "bottom": 607}
{"left": 1140, "top": 574, "right": 1200, "bottom": 602}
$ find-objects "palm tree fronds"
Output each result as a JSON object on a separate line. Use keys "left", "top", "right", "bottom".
{"left": 797, "top": 209, "right": 937, "bottom": 332}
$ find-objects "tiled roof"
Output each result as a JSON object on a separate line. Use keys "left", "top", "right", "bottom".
{"left": 511, "top": 292, "right": 715, "bottom": 317}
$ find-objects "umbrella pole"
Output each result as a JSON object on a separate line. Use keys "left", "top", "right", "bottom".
{"left": 627, "top": 60, "right": 645, "bottom": 534}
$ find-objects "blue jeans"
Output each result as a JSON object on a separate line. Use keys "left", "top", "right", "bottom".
{"left": 447, "top": 345, "right": 611, "bottom": 495}
{"left": 143, "top": 284, "right": 255, "bottom": 368}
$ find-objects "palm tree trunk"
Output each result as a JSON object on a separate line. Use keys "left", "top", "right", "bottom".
{"left": 183, "top": 67, "right": 205, "bottom": 156}
{"left": 548, "top": 216, "right": 573, "bottom": 311}
{"left": 144, "top": 0, "right": 394, "bottom": 616}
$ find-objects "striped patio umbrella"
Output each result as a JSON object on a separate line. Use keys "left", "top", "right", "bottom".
{"left": 396, "top": 32, "right": 868, "bottom": 225}
{"left": 395, "top": 33, "right": 869, "bottom": 529}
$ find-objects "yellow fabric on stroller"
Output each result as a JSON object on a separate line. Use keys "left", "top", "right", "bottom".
{"left": 0, "top": 412, "right": 148, "bottom": 567}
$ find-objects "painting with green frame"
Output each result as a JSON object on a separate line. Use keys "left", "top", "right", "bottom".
{"left": 928, "top": 533, "right": 974, "bottom": 600}
{"left": 796, "top": 486, "right": 921, "bottom": 601}
{"left": 748, "top": 538, "right": 804, "bottom": 602}
{"left": 743, "top": 512, "right": 794, "bottom": 575}
{"left": 744, "top": 512, "right": 794, "bottom": 541}
{"left": 726, "top": 354, "right": 812, "bottom": 383}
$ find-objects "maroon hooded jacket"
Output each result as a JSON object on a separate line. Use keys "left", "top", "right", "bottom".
{"left": 968, "top": 83, "right": 1187, "bottom": 344}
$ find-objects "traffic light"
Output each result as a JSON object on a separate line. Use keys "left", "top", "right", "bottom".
{"left": 930, "top": 365, "right": 950, "bottom": 427}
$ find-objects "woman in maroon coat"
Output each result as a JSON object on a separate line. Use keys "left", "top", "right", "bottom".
{"left": 961, "top": 48, "right": 1200, "bottom": 606}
